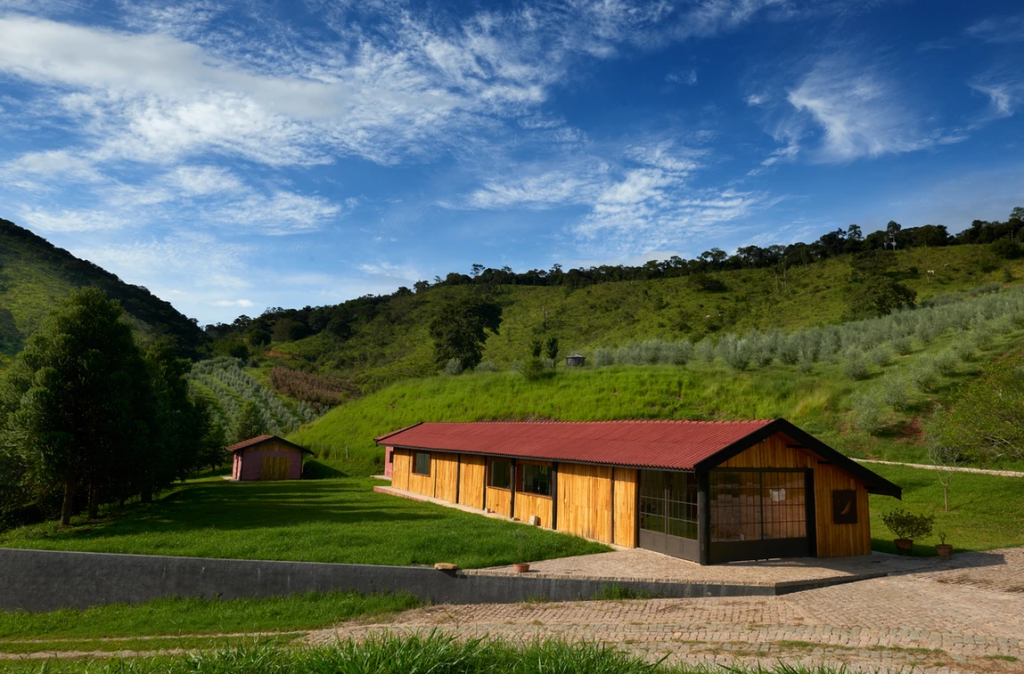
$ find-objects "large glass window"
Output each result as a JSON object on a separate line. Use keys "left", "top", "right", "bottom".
{"left": 489, "top": 460, "right": 511, "bottom": 489}
{"left": 639, "top": 470, "right": 697, "bottom": 540}
{"left": 413, "top": 452, "right": 431, "bottom": 476}
{"left": 709, "top": 471, "right": 806, "bottom": 542}
{"left": 521, "top": 464, "right": 551, "bottom": 496}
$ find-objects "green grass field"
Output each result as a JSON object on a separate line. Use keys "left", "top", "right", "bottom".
{"left": 0, "top": 465, "right": 1019, "bottom": 564}
{"left": 868, "top": 463, "right": 1024, "bottom": 556}
{"left": 0, "top": 477, "right": 608, "bottom": 567}
{"left": 0, "top": 590, "right": 419, "bottom": 654}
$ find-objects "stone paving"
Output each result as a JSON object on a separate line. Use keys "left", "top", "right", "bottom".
{"left": 309, "top": 548, "right": 1024, "bottom": 674}
{"left": 464, "top": 547, "right": 954, "bottom": 586}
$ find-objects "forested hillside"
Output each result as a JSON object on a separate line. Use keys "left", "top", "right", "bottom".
{"left": 0, "top": 219, "right": 206, "bottom": 363}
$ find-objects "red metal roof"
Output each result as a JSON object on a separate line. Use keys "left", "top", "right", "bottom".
{"left": 225, "top": 434, "right": 311, "bottom": 454}
{"left": 375, "top": 420, "right": 777, "bottom": 470}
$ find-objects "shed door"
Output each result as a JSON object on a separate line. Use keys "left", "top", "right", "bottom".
{"left": 708, "top": 469, "right": 812, "bottom": 563}
{"left": 260, "top": 456, "right": 290, "bottom": 480}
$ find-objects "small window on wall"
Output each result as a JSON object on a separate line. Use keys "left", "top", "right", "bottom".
{"left": 413, "top": 452, "right": 431, "bottom": 476}
{"left": 521, "top": 464, "right": 551, "bottom": 496}
{"left": 489, "top": 460, "right": 512, "bottom": 489}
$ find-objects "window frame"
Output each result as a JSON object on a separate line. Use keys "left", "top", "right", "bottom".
{"left": 488, "top": 459, "right": 512, "bottom": 490}
{"left": 412, "top": 451, "right": 431, "bottom": 476}
{"left": 520, "top": 463, "right": 552, "bottom": 497}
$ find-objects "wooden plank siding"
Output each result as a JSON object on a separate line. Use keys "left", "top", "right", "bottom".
{"left": 612, "top": 468, "right": 638, "bottom": 547}
{"left": 392, "top": 449, "right": 411, "bottom": 491}
{"left": 512, "top": 461, "right": 554, "bottom": 528}
{"left": 485, "top": 487, "right": 512, "bottom": 517}
{"left": 556, "top": 463, "right": 614, "bottom": 544}
{"left": 406, "top": 451, "right": 434, "bottom": 498}
{"left": 457, "top": 455, "right": 485, "bottom": 509}
{"left": 433, "top": 453, "right": 459, "bottom": 503}
{"left": 716, "top": 433, "right": 872, "bottom": 558}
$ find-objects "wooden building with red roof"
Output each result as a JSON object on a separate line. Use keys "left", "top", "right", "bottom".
{"left": 376, "top": 419, "right": 900, "bottom": 565}
{"left": 227, "top": 435, "right": 312, "bottom": 481}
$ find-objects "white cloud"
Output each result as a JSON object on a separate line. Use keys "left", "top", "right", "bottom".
{"left": 666, "top": 69, "right": 698, "bottom": 86}
{"left": 970, "top": 78, "right": 1024, "bottom": 124}
{"left": 746, "top": 93, "right": 768, "bottom": 106}
{"left": 786, "top": 57, "right": 962, "bottom": 162}
{"left": 211, "top": 299, "right": 255, "bottom": 308}
{"left": 965, "top": 13, "right": 1024, "bottom": 44}
{"left": 0, "top": 150, "right": 104, "bottom": 188}
{"left": 20, "top": 207, "right": 133, "bottom": 233}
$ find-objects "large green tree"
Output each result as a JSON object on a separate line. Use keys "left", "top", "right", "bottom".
{"left": 0, "top": 288, "right": 154, "bottom": 525}
{"left": 428, "top": 297, "right": 502, "bottom": 370}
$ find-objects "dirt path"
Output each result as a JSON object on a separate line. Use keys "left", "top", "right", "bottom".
{"left": 854, "top": 458, "right": 1024, "bottom": 478}
{"left": 310, "top": 548, "right": 1024, "bottom": 674}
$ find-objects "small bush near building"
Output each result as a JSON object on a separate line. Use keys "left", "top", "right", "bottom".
{"left": 881, "top": 507, "right": 935, "bottom": 541}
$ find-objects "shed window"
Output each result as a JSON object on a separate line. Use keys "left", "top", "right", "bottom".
{"left": 489, "top": 460, "right": 511, "bottom": 489}
{"left": 413, "top": 452, "right": 431, "bottom": 476}
{"left": 521, "top": 464, "right": 551, "bottom": 496}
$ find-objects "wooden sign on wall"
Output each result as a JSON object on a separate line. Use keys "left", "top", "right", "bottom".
{"left": 832, "top": 490, "right": 858, "bottom": 524}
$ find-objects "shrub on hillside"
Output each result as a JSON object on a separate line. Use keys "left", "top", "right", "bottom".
{"left": 593, "top": 348, "right": 614, "bottom": 367}
{"left": 520, "top": 357, "right": 550, "bottom": 381}
{"left": 909, "top": 360, "right": 939, "bottom": 392}
{"left": 695, "top": 339, "right": 715, "bottom": 364}
{"left": 843, "top": 352, "right": 870, "bottom": 381}
{"left": 268, "top": 367, "right": 355, "bottom": 412}
{"left": 892, "top": 336, "right": 913, "bottom": 356}
{"left": 445, "top": 358, "right": 464, "bottom": 376}
{"left": 932, "top": 350, "right": 960, "bottom": 375}
{"left": 879, "top": 373, "right": 911, "bottom": 412}
{"left": 851, "top": 393, "right": 887, "bottom": 433}
{"left": 867, "top": 345, "right": 893, "bottom": 368}
{"left": 689, "top": 273, "right": 727, "bottom": 292}
{"left": 990, "top": 239, "right": 1022, "bottom": 260}
{"left": 475, "top": 361, "right": 499, "bottom": 373}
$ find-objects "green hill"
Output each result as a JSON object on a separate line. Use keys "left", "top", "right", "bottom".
{"left": 0, "top": 218, "right": 206, "bottom": 364}
{"left": 290, "top": 282, "right": 1024, "bottom": 476}
{"left": 245, "top": 244, "right": 1023, "bottom": 398}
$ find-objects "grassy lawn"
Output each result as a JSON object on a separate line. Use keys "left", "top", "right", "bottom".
{"left": 869, "top": 463, "right": 1024, "bottom": 556}
{"left": 0, "top": 477, "right": 609, "bottom": 567}
{"left": 0, "top": 591, "right": 418, "bottom": 641}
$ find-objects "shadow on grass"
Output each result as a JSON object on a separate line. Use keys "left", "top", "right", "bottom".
{"left": 31, "top": 481, "right": 447, "bottom": 541}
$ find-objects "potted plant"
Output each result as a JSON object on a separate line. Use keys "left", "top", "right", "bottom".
{"left": 881, "top": 508, "right": 935, "bottom": 555}
{"left": 935, "top": 531, "right": 953, "bottom": 560}
{"left": 513, "top": 527, "right": 530, "bottom": 573}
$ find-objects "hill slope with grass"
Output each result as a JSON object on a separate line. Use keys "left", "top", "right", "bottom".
{"left": 290, "top": 283, "right": 1024, "bottom": 476}
{"left": 249, "top": 244, "right": 1023, "bottom": 399}
{"left": 0, "top": 218, "right": 205, "bottom": 364}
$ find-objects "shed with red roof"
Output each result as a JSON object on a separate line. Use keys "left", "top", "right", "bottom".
{"left": 376, "top": 419, "right": 900, "bottom": 565}
{"left": 227, "top": 435, "right": 312, "bottom": 481}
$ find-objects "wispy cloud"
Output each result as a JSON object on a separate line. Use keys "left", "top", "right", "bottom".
{"left": 969, "top": 73, "right": 1024, "bottom": 125}
{"left": 965, "top": 12, "right": 1024, "bottom": 45}
{"left": 785, "top": 56, "right": 964, "bottom": 162}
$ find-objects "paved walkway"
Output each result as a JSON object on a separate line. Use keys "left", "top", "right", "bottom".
{"left": 464, "top": 547, "right": 967, "bottom": 587}
{"left": 310, "top": 547, "right": 1024, "bottom": 674}
{"left": 854, "top": 459, "right": 1024, "bottom": 478}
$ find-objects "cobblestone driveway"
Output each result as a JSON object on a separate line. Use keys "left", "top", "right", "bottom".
{"left": 310, "top": 548, "right": 1024, "bottom": 674}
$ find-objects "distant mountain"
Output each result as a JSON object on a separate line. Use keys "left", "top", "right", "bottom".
{"left": 0, "top": 218, "right": 205, "bottom": 361}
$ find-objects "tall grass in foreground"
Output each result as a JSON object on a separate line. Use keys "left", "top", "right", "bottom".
{"left": 0, "top": 633, "right": 868, "bottom": 673}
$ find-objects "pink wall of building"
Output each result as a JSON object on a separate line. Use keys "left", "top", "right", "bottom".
{"left": 385, "top": 446, "right": 394, "bottom": 478}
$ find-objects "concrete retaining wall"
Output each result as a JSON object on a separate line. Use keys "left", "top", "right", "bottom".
{"left": 0, "top": 548, "right": 868, "bottom": 613}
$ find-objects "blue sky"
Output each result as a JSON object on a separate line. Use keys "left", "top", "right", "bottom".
{"left": 1, "top": 0, "right": 1022, "bottom": 325}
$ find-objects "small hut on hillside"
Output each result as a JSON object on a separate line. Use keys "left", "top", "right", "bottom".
{"left": 227, "top": 435, "right": 311, "bottom": 481}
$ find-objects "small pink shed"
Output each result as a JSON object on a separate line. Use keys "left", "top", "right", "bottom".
{"left": 227, "top": 435, "right": 312, "bottom": 481}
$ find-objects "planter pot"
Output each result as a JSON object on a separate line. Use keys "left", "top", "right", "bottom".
{"left": 513, "top": 562, "right": 531, "bottom": 573}
{"left": 935, "top": 544, "right": 953, "bottom": 560}
{"left": 894, "top": 539, "right": 913, "bottom": 555}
